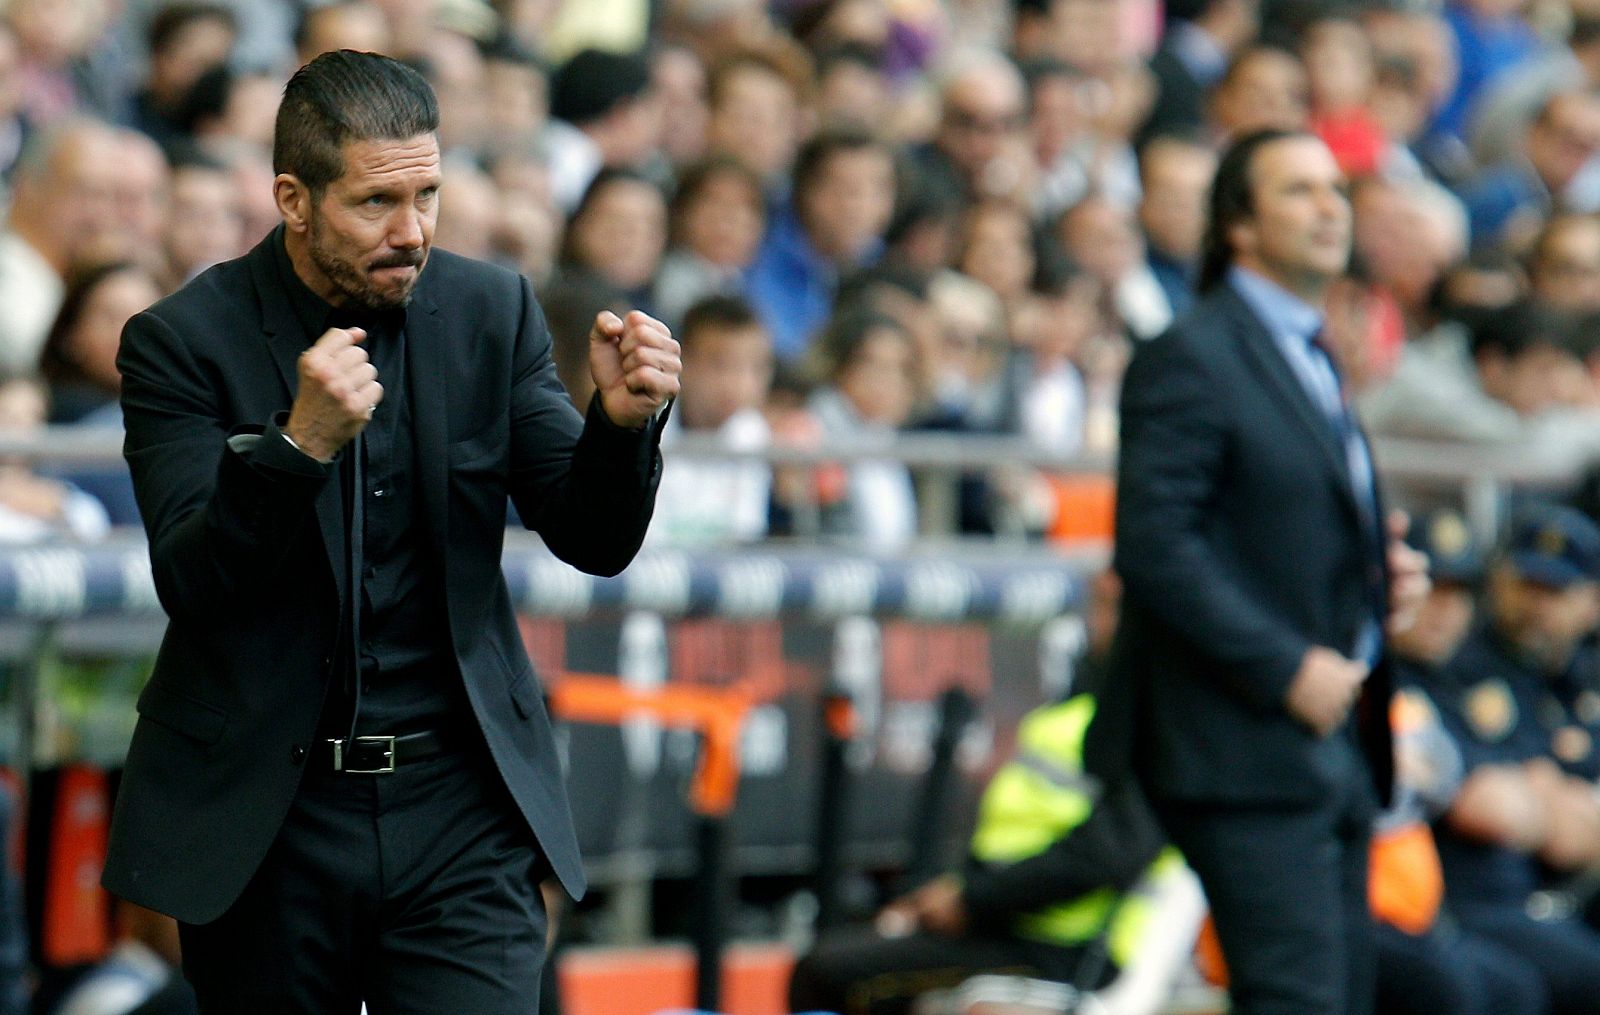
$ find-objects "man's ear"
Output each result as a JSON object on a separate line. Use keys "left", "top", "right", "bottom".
{"left": 1228, "top": 219, "right": 1257, "bottom": 261}
{"left": 274, "top": 174, "right": 312, "bottom": 234}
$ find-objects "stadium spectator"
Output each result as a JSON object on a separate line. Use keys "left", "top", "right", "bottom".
{"left": 127, "top": 2, "right": 235, "bottom": 150}
{"left": 808, "top": 307, "right": 919, "bottom": 550}
{"left": 162, "top": 153, "right": 244, "bottom": 287}
{"left": 1142, "top": 0, "right": 1259, "bottom": 144}
{"left": 1422, "top": 506, "right": 1600, "bottom": 1015}
{"left": 1469, "top": 16, "right": 1600, "bottom": 171}
{"left": 39, "top": 260, "right": 160, "bottom": 425}
{"left": 1527, "top": 212, "right": 1600, "bottom": 313}
{"left": 703, "top": 44, "right": 809, "bottom": 201}
{"left": 647, "top": 296, "right": 773, "bottom": 545}
{"left": 424, "top": 29, "right": 490, "bottom": 157}
{"left": 813, "top": 44, "right": 891, "bottom": 134}
{"left": 651, "top": 43, "right": 708, "bottom": 168}
{"left": 1364, "top": 300, "right": 1595, "bottom": 444}
{"left": 954, "top": 198, "right": 1038, "bottom": 318}
{"left": 0, "top": 119, "right": 123, "bottom": 375}
{"left": 545, "top": 48, "right": 662, "bottom": 211}
{"left": 293, "top": 0, "right": 390, "bottom": 67}
{"left": 912, "top": 48, "right": 1030, "bottom": 204}
{"left": 1301, "top": 17, "right": 1385, "bottom": 178}
{"left": 747, "top": 127, "right": 896, "bottom": 361}
{"left": 1055, "top": 194, "right": 1172, "bottom": 340}
{"left": 0, "top": 375, "right": 109, "bottom": 543}
{"left": 1462, "top": 90, "right": 1600, "bottom": 250}
{"left": 654, "top": 156, "right": 766, "bottom": 328}
{"left": 1435, "top": 0, "right": 1543, "bottom": 142}
{"left": 488, "top": 148, "right": 561, "bottom": 286}
{"left": 1351, "top": 176, "right": 1468, "bottom": 340}
{"left": 112, "top": 129, "right": 170, "bottom": 256}
{"left": 1208, "top": 45, "right": 1310, "bottom": 142}
{"left": 559, "top": 168, "right": 668, "bottom": 317}
{"left": 431, "top": 158, "right": 500, "bottom": 262}
{"left": 1027, "top": 59, "right": 1141, "bottom": 219}
{"left": 481, "top": 37, "right": 547, "bottom": 157}
{"left": 1136, "top": 135, "right": 1216, "bottom": 320}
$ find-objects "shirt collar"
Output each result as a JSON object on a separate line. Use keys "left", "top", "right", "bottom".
{"left": 1227, "top": 265, "right": 1323, "bottom": 346}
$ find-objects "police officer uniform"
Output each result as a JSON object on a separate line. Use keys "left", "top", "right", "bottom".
{"left": 1373, "top": 512, "right": 1546, "bottom": 1015}
{"left": 1421, "top": 507, "right": 1600, "bottom": 1015}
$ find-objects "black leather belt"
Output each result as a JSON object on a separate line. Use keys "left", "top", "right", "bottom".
{"left": 312, "top": 729, "right": 450, "bottom": 773}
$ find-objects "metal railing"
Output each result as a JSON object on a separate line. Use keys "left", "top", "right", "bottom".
{"left": 3, "top": 424, "right": 1594, "bottom": 539}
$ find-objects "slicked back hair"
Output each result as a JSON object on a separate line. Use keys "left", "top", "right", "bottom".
{"left": 273, "top": 49, "right": 438, "bottom": 198}
{"left": 1197, "top": 127, "right": 1308, "bottom": 293}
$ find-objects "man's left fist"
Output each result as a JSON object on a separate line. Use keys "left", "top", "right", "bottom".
{"left": 589, "top": 310, "right": 680, "bottom": 430}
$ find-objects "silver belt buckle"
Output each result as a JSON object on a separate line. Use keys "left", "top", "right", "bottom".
{"left": 332, "top": 735, "right": 397, "bottom": 773}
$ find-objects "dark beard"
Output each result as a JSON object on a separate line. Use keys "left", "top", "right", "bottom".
{"left": 307, "top": 215, "right": 422, "bottom": 311}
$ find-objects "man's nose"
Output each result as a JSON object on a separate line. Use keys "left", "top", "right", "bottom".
{"left": 389, "top": 207, "right": 424, "bottom": 248}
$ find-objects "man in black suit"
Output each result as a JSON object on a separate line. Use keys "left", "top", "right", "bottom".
{"left": 1092, "top": 128, "right": 1428, "bottom": 1015}
{"left": 101, "top": 51, "right": 680, "bottom": 1012}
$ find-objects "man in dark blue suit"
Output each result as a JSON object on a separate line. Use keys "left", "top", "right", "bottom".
{"left": 1090, "top": 128, "right": 1429, "bottom": 1015}
{"left": 102, "top": 51, "right": 680, "bottom": 1012}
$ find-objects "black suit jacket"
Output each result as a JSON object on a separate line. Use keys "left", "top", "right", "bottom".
{"left": 1087, "top": 284, "right": 1393, "bottom": 808}
{"left": 103, "top": 231, "right": 663, "bottom": 923}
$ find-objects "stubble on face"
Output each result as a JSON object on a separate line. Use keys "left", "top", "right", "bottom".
{"left": 306, "top": 205, "right": 426, "bottom": 311}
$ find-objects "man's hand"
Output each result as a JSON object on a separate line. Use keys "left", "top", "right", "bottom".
{"left": 589, "top": 311, "right": 680, "bottom": 430}
{"left": 285, "top": 327, "right": 381, "bottom": 463}
{"left": 1386, "top": 510, "right": 1432, "bottom": 635}
{"left": 1285, "top": 646, "right": 1368, "bottom": 736}
{"left": 909, "top": 875, "right": 968, "bottom": 937}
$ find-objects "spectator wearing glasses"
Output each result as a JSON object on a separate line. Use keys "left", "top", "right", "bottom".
{"left": 1462, "top": 90, "right": 1600, "bottom": 250}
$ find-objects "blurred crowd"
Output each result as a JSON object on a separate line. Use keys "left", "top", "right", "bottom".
{"left": 0, "top": 0, "right": 1596, "bottom": 550}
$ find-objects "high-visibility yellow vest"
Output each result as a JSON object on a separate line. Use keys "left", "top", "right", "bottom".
{"left": 969, "top": 694, "right": 1180, "bottom": 965}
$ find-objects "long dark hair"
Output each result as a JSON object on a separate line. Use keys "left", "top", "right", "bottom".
{"left": 1196, "top": 128, "right": 1310, "bottom": 293}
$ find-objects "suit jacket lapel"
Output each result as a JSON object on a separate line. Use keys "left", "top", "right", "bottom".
{"left": 246, "top": 232, "right": 347, "bottom": 603}
{"left": 1223, "top": 287, "right": 1360, "bottom": 509}
{"left": 406, "top": 285, "right": 448, "bottom": 546}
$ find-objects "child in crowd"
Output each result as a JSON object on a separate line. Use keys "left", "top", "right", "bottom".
{"left": 808, "top": 307, "right": 920, "bottom": 551}
{"left": 0, "top": 376, "right": 110, "bottom": 544}
{"left": 647, "top": 295, "right": 775, "bottom": 546}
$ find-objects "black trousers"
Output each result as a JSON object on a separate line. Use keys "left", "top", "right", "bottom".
{"left": 1158, "top": 763, "right": 1377, "bottom": 1015}
{"left": 787, "top": 925, "right": 1098, "bottom": 1015}
{"left": 1373, "top": 920, "right": 1546, "bottom": 1015}
{"left": 178, "top": 743, "right": 550, "bottom": 1014}
{"left": 1455, "top": 900, "right": 1600, "bottom": 1015}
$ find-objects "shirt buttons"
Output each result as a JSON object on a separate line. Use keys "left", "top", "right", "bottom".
{"left": 290, "top": 745, "right": 306, "bottom": 765}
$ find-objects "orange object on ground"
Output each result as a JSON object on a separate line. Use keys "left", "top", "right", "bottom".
{"left": 548, "top": 673, "right": 754, "bottom": 816}
{"left": 1194, "top": 915, "right": 1229, "bottom": 988}
{"left": 1369, "top": 822, "right": 1445, "bottom": 935}
{"left": 559, "top": 942, "right": 794, "bottom": 1015}
{"left": 42, "top": 765, "right": 111, "bottom": 965}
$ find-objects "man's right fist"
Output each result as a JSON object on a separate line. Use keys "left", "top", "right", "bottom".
{"left": 284, "top": 327, "right": 382, "bottom": 463}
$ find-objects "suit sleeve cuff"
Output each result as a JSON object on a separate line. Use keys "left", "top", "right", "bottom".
{"left": 577, "top": 393, "right": 671, "bottom": 466}
{"left": 238, "top": 414, "right": 336, "bottom": 481}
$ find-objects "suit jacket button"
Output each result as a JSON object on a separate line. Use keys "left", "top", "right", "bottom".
{"left": 290, "top": 745, "right": 306, "bottom": 765}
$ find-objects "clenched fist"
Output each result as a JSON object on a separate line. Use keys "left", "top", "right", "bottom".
{"left": 284, "top": 327, "right": 383, "bottom": 463}
{"left": 589, "top": 311, "right": 681, "bottom": 430}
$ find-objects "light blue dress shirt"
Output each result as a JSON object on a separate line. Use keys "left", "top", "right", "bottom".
{"left": 1228, "top": 266, "right": 1383, "bottom": 666}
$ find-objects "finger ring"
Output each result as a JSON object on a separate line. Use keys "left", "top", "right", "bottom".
{"left": 365, "top": 405, "right": 376, "bottom": 419}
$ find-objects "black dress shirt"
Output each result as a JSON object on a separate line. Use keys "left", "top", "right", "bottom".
{"left": 252, "top": 230, "right": 467, "bottom": 736}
